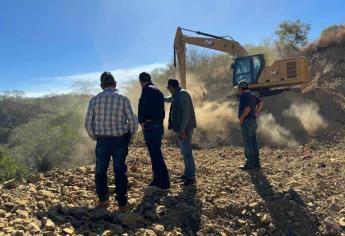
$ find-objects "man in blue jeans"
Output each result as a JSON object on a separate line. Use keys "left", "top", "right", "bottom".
{"left": 165, "top": 79, "right": 197, "bottom": 186}
{"left": 237, "top": 80, "right": 264, "bottom": 170}
{"left": 85, "top": 72, "right": 138, "bottom": 208}
{"left": 138, "top": 72, "right": 170, "bottom": 190}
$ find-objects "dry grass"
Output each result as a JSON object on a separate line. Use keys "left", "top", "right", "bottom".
{"left": 304, "top": 25, "right": 345, "bottom": 54}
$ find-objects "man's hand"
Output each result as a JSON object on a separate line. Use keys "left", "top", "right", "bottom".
{"left": 255, "top": 101, "right": 264, "bottom": 118}
{"left": 141, "top": 120, "right": 152, "bottom": 131}
{"left": 179, "top": 130, "right": 187, "bottom": 140}
{"left": 124, "top": 131, "right": 132, "bottom": 145}
{"left": 239, "top": 117, "right": 244, "bottom": 125}
{"left": 239, "top": 106, "right": 250, "bottom": 125}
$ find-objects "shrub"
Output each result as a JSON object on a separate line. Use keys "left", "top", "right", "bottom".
{"left": 304, "top": 24, "right": 345, "bottom": 54}
{"left": 9, "top": 97, "right": 93, "bottom": 172}
{"left": 0, "top": 146, "right": 29, "bottom": 183}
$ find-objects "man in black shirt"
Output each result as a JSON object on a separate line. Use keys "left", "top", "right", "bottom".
{"left": 138, "top": 72, "right": 170, "bottom": 189}
{"left": 237, "top": 80, "right": 264, "bottom": 170}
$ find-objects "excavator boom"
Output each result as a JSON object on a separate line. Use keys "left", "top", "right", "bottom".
{"left": 174, "top": 27, "right": 248, "bottom": 88}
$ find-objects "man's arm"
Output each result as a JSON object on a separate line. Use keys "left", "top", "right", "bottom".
{"left": 179, "top": 92, "right": 191, "bottom": 139}
{"left": 138, "top": 90, "right": 148, "bottom": 129}
{"left": 239, "top": 106, "right": 251, "bottom": 125}
{"left": 84, "top": 98, "right": 97, "bottom": 140}
{"left": 255, "top": 100, "right": 264, "bottom": 117}
{"left": 124, "top": 97, "right": 139, "bottom": 136}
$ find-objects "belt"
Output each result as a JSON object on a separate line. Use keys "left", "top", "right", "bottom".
{"left": 96, "top": 134, "right": 125, "bottom": 138}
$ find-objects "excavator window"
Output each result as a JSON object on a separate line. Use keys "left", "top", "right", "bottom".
{"left": 234, "top": 57, "right": 252, "bottom": 84}
{"left": 232, "top": 54, "right": 265, "bottom": 87}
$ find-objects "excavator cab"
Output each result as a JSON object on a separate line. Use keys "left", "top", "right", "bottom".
{"left": 232, "top": 54, "right": 265, "bottom": 87}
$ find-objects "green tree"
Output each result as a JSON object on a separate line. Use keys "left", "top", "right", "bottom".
{"left": 275, "top": 19, "right": 311, "bottom": 57}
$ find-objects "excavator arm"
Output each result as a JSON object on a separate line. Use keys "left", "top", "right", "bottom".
{"left": 174, "top": 27, "right": 248, "bottom": 88}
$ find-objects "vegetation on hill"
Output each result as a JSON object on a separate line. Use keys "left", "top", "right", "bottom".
{"left": 0, "top": 95, "right": 93, "bottom": 182}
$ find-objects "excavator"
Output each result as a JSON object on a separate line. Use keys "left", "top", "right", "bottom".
{"left": 174, "top": 27, "right": 310, "bottom": 96}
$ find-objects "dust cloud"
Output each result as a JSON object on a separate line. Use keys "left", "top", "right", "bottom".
{"left": 283, "top": 102, "right": 328, "bottom": 134}
{"left": 121, "top": 73, "right": 328, "bottom": 148}
{"left": 258, "top": 113, "right": 298, "bottom": 147}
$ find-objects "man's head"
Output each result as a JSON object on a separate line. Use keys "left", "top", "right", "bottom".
{"left": 167, "top": 79, "right": 180, "bottom": 95}
{"left": 100, "top": 72, "right": 116, "bottom": 89}
{"left": 236, "top": 80, "right": 249, "bottom": 94}
{"left": 139, "top": 72, "right": 152, "bottom": 88}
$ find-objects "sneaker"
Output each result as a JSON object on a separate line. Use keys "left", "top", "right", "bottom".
{"left": 183, "top": 178, "right": 196, "bottom": 186}
{"left": 175, "top": 175, "right": 187, "bottom": 180}
{"left": 96, "top": 199, "right": 110, "bottom": 208}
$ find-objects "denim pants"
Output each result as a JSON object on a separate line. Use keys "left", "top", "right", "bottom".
{"left": 240, "top": 119, "right": 260, "bottom": 167}
{"left": 144, "top": 125, "right": 170, "bottom": 188}
{"left": 176, "top": 128, "right": 196, "bottom": 179}
{"left": 95, "top": 136, "right": 128, "bottom": 204}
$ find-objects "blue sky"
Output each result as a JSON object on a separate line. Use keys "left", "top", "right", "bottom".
{"left": 1, "top": 0, "right": 344, "bottom": 96}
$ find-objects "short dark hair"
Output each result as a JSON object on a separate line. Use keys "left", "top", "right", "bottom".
{"left": 100, "top": 72, "right": 115, "bottom": 86}
{"left": 139, "top": 72, "right": 151, "bottom": 82}
{"left": 167, "top": 79, "right": 180, "bottom": 89}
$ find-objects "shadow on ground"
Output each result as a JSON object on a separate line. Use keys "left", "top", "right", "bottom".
{"left": 248, "top": 169, "right": 319, "bottom": 235}
{"left": 39, "top": 184, "right": 202, "bottom": 235}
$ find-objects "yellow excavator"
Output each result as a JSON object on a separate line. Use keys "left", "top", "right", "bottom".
{"left": 174, "top": 27, "right": 310, "bottom": 96}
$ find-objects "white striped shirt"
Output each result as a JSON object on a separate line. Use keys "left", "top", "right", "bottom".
{"left": 84, "top": 88, "right": 138, "bottom": 139}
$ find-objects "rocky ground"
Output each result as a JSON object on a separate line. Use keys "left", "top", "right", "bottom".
{"left": 1, "top": 140, "right": 345, "bottom": 236}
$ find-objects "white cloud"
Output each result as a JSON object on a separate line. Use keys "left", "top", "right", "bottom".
{"left": 53, "top": 62, "right": 167, "bottom": 83}
{"left": 19, "top": 62, "right": 167, "bottom": 97}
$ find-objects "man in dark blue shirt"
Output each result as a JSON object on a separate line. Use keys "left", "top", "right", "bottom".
{"left": 237, "top": 80, "right": 264, "bottom": 170}
{"left": 138, "top": 72, "right": 170, "bottom": 190}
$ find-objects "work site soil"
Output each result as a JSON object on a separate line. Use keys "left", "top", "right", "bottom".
{"left": 0, "top": 141, "right": 345, "bottom": 236}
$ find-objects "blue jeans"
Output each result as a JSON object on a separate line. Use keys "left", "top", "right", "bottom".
{"left": 240, "top": 119, "right": 260, "bottom": 167}
{"left": 144, "top": 125, "right": 170, "bottom": 188}
{"left": 95, "top": 136, "right": 128, "bottom": 204}
{"left": 176, "top": 128, "right": 196, "bottom": 179}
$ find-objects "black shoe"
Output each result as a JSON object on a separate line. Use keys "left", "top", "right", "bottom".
{"left": 118, "top": 201, "right": 130, "bottom": 212}
{"left": 149, "top": 181, "right": 157, "bottom": 187}
{"left": 149, "top": 181, "right": 170, "bottom": 190}
{"left": 118, "top": 201, "right": 127, "bottom": 207}
{"left": 239, "top": 165, "right": 256, "bottom": 171}
{"left": 159, "top": 184, "right": 171, "bottom": 191}
{"left": 183, "top": 178, "right": 196, "bottom": 186}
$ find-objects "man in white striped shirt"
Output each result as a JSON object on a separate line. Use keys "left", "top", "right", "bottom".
{"left": 85, "top": 72, "right": 138, "bottom": 208}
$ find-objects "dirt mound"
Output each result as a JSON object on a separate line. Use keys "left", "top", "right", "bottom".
{"left": 1, "top": 144, "right": 345, "bottom": 235}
